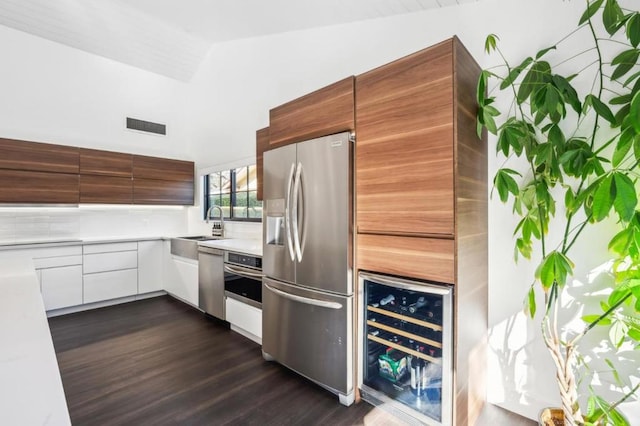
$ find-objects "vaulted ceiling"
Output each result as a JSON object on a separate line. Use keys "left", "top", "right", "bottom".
{"left": 0, "top": 0, "right": 479, "bottom": 81}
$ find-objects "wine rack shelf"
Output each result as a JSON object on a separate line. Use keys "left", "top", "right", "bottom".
{"left": 367, "top": 320, "right": 442, "bottom": 349}
{"left": 367, "top": 334, "right": 442, "bottom": 364}
{"left": 367, "top": 305, "right": 443, "bottom": 331}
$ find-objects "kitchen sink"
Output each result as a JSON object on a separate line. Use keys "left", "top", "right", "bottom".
{"left": 171, "top": 236, "right": 223, "bottom": 259}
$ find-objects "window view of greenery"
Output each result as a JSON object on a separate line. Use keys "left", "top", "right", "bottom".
{"left": 205, "top": 164, "right": 262, "bottom": 221}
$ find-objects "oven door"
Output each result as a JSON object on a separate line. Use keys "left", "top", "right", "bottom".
{"left": 224, "top": 263, "right": 263, "bottom": 308}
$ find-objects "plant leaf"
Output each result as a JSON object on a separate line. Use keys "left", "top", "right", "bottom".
{"left": 500, "top": 57, "right": 533, "bottom": 90}
{"left": 579, "top": 0, "right": 605, "bottom": 25}
{"left": 609, "top": 318, "right": 628, "bottom": 347}
{"left": 592, "top": 174, "right": 614, "bottom": 221}
{"left": 613, "top": 173, "right": 637, "bottom": 221}
{"left": 527, "top": 286, "right": 536, "bottom": 318}
{"left": 629, "top": 90, "right": 640, "bottom": 133}
{"left": 586, "top": 94, "right": 616, "bottom": 124}
{"left": 484, "top": 34, "right": 499, "bottom": 54}
{"left": 493, "top": 169, "right": 521, "bottom": 202}
{"left": 535, "top": 46, "right": 556, "bottom": 60}
{"left": 609, "top": 228, "right": 633, "bottom": 256}
{"left": 627, "top": 13, "right": 640, "bottom": 47}
{"left": 612, "top": 128, "right": 633, "bottom": 166}
{"left": 611, "top": 49, "right": 639, "bottom": 81}
{"left": 603, "top": 0, "right": 624, "bottom": 35}
{"left": 583, "top": 314, "right": 612, "bottom": 326}
{"left": 610, "top": 94, "right": 632, "bottom": 105}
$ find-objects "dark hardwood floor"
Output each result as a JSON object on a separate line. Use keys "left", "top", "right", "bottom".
{"left": 48, "top": 296, "right": 534, "bottom": 425}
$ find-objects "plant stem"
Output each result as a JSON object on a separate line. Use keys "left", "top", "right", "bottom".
{"left": 570, "top": 291, "right": 633, "bottom": 346}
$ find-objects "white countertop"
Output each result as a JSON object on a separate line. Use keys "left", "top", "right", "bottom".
{"left": 0, "top": 256, "right": 71, "bottom": 425}
{"left": 199, "top": 238, "right": 262, "bottom": 257}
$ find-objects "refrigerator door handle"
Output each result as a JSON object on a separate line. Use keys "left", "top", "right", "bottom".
{"left": 285, "top": 163, "right": 296, "bottom": 261}
{"left": 264, "top": 282, "right": 343, "bottom": 310}
{"left": 292, "top": 161, "right": 304, "bottom": 262}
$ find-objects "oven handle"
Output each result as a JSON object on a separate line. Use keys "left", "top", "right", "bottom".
{"left": 264, "top": 282, "right": 342, "bottom": 310}
{"left": 224, "top": 264, "right": 264, "bottom": 279}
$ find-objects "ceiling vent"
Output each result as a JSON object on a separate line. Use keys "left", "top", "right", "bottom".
{"left": 126, "top": 117, "right": 166, "bottom": 136}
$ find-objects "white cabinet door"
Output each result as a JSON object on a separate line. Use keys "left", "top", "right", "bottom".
{"left": 84, "top": 269, "right": 138, "bottom": 304}
{"left": 41, "top": 265, "right": 83, "bottom": 310}
{"left": 137, "top": 240, "right": 164, "bottom": 294}
{"left": 169, "top": 256, "right": 198, "bottom": 307}
{"left": 226, "top": 297, "right": 262, "bottom": 339}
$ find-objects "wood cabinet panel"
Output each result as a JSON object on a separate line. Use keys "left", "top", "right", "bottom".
{"left": 357, "top": 234, "right": 454, "bottom": 284}
{"left": 0, "top": 169, "right": 79, "bottom": 204}
{"left": 355, "top": 41, "right": 454, "bottom": 237}
{"left": 256, "top": 127, "right": 269, "bottom": 201}
{"left": 133, "top": 178, "right": 194, "bottom": 205}
{"left": 0, "top": 138, "right": 79, "bottom": 174}
{"left": 80, "top": 148, "right": 132, "bottom": 177}
{"left": 132, "top": 155, "right": 194, "bottom": 182}
{"left": 80, "top": 175, "right": 132, "bottom": 204}
{"left": 269, "top": 76, "right": 354, "bottom": 148}
{"left": 356, "top": 128, "right": 454, "bottom": 236}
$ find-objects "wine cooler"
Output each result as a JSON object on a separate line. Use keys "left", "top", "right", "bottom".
{"left": 358, "top": 272, "right": 453, "bottom": 425}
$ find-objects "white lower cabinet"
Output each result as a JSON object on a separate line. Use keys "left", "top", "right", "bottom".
{"left": 40, "top": 265, "right": 83, "bottom": 310}
{"left": 169, "top": 256, "right": 199, "bottom": 307}
{"left": 226, "top": 297, "right": 262, "bottom": 342}
{"left": 83, "top": 269, "right": 138, "bottom": 304}
{"left": 138, "top": 240, "right": 164, "bottom": 294}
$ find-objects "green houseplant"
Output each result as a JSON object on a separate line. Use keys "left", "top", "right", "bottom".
{"left": 477, "top": 0, "right": 640, "bottom": 424}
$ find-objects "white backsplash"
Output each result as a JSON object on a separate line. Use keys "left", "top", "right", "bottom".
{"left": 0, "top": 206, "right": 188, "bottom": 242}
{"left": 189, "top": 217, "right": 262, "bottom": 241}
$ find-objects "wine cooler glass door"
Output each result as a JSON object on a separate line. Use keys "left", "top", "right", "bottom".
{"left": 359, "top": 272, "right": 453, "bottom": 426}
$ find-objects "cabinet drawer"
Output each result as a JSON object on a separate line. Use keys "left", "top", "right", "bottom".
{"left": 83, "top": 242, "right": 137, "bottom": 254}
{"left": 83, "top": 250, "right": 137, "bottom": 274}
{"left": 83, "top": 269, "right": 138, "bottom": 304}
{"left": 33, "top": 255, "right": 82, "bottom": 269}
{"left": 357, "top": 234, "right": 454, "bottom": 284}
{"left": 226, "top": 297, "right": 262, "bottom": 338}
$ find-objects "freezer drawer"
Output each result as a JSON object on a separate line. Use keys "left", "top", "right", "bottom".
{"left": 262, "top": 278, "right": 353, "bottom": 402}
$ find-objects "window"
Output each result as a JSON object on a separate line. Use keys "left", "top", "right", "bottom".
{"left": 204, "top": 164, "right": 262, "bottom": 221}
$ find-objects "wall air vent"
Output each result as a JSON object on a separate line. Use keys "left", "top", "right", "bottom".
{"left": 126, "top": 117, "right": 166, "bottom": 136}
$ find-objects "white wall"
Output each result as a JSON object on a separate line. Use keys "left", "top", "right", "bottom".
{"left": 184, "top": 0, "right": 639, "bottom": 420}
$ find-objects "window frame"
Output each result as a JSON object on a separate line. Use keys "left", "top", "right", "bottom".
{"left": 203, "top": 165, "right": 262, "bottom": 223}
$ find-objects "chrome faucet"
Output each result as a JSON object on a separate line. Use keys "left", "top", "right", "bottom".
{"left": 205, "top": 205, "right": 225, "bottom": 238}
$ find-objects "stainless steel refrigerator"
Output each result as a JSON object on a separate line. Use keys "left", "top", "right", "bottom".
{"left": 262, "top": 131, "right": 354, "bottom": 406}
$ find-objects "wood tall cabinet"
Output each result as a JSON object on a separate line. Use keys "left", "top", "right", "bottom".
{"left": 355, "top": 37, "right": 488, "bottom": 425}
{"left": 257, "top": 77, "right": 355, "bottom": 201}
{"left": 132, "top": 155, "right": 195, "bottom": 205}
{"left": 79, "top": 149, "right": 133, "bottom": 204}
{"left": 269, "top": 76, "right": 355, "bottom": 148}
{"left": 0, "top": 138, "right": 79, "bottom": 204}
{"left": 256, "top": 127, "right": 270, "bottom": 201}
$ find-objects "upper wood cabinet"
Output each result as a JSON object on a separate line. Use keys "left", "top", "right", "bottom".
{"left": 256, "top": 127, "right": 269, "bottom": 201}
{"left": 79, "top": 149, "right": 132, "bottom": 178}
{"left": 0, "top": 138, "right": 79, "bottom": 204}
{"left": 356, "top": 39, "right": 456, "bottom": 238}
{"left": 269, "top": 76, "right": 355, "bottom": 148}
{"left": 133, "top": 178, "right": 194, "bottom": 205}
{"left": 79, "top": 149, "right": 133, "bottom": 204}
{"left": 132, "top": 155, "right": 194, "bottom": 182}
{"left": 132, "top": 155, "right": 194, "bottom": 205}
{"left": 0, "top": 138, "right": 79, "bottom": 174}
{"left": 0, "top": 169, "right": 79, "bottom": 204}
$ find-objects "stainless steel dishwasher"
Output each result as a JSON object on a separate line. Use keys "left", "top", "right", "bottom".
{"left": 198, "top": 246, "right": 225, "bottom": 320}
